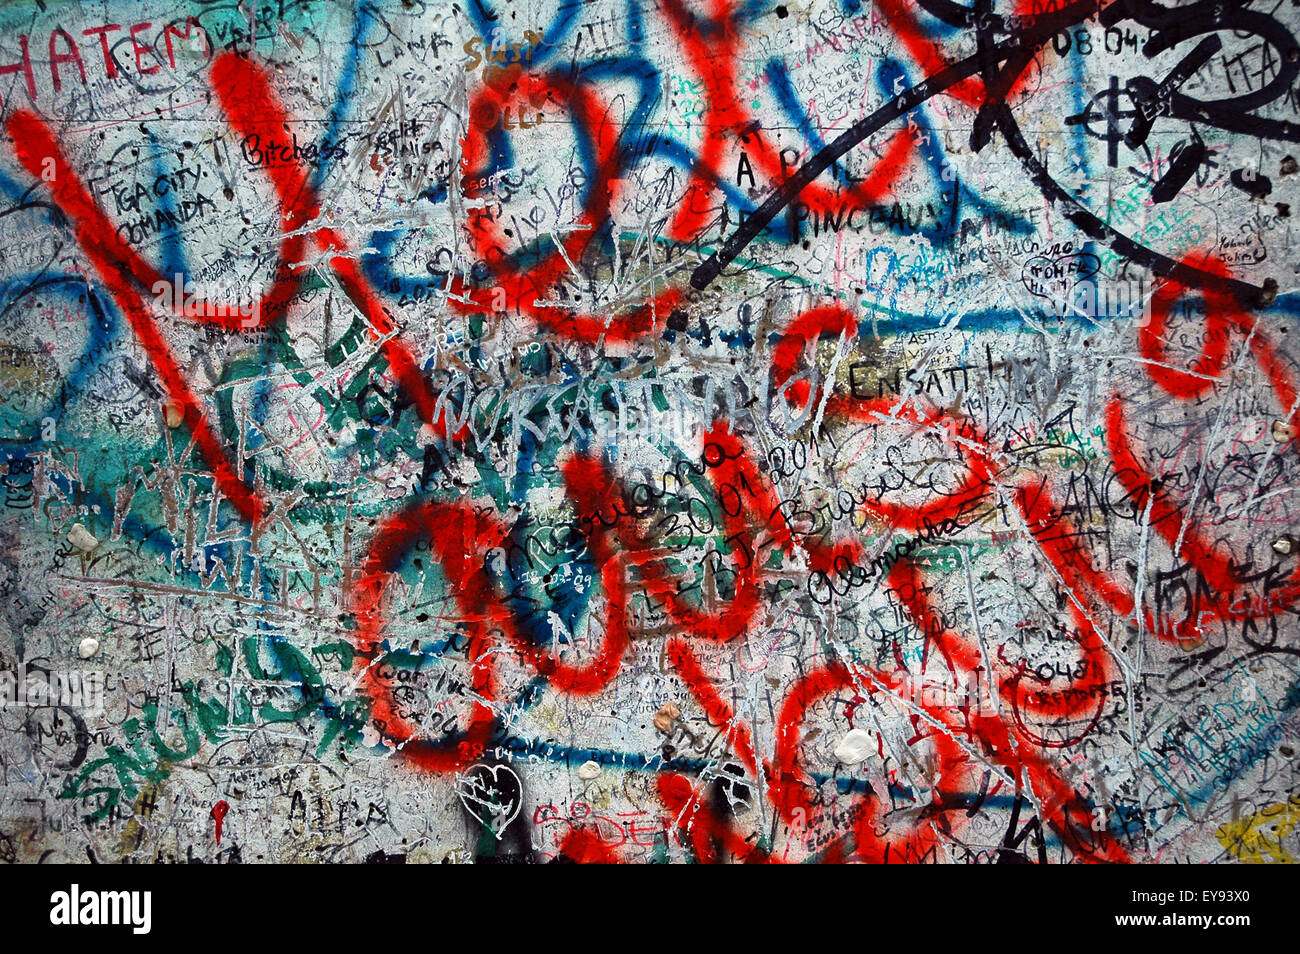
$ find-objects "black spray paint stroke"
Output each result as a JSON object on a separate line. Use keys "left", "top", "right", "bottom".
{"left": 691, "top": 0, "right": 1292, "bottom": 307}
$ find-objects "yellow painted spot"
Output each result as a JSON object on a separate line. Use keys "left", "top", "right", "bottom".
{"left": 1216, "top": 796, "right": 1300, "bottom": 863}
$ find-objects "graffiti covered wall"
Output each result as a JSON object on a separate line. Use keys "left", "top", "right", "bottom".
{"left": 0, "top": 0, "right": 1298, "bottom": 864}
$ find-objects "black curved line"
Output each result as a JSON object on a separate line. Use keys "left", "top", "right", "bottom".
{"left": 691, "top": 0, "right": 1102, "bottom": 290}
{"left": 693, "top": 0, "right": 1277, "bottom": 307}
{"left": 989, "top": 100, "right": 1266, "bottom": 305}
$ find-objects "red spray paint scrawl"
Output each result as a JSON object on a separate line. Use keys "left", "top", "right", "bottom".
{"left": 1, "top": 0, "right": 1296, "bottom": 866}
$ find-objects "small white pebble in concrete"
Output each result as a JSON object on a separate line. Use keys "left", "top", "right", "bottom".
{"left": 833, "top": 728, "right": 875, "bottom": 764}
{"left": 67, "top": 523, "right": 98, "bottom": 552}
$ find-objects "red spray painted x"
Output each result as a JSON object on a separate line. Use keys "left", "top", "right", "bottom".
{"left": 6, "top": 52, "right": 449, "bottom": 524}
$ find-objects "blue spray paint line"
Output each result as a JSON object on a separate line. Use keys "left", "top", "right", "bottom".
{"left": 0, "top": 278, "right": 117, "bottom": 436}
{"left": 873, "top": 60, "right": 1034, "bottom": 242}
{"left": 147, "top": 134, "right": 188, "bottom": 281}
{"left": 0, "top": 168, "right": 34, "bottom": 205}
{"left": 623, "top": 0, "right": 645, "bottom": 46}
{"left": 737, "top": 0, "right": 775, "bottom": 24}
{"left": 310, "top": 2, "right": 375, "bottom": 194}
{"left": 766, "top": 58, "right": 857, "bottom": 186}
{"left": 859, "top": 291, "right": 1300, "bottom": 337}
